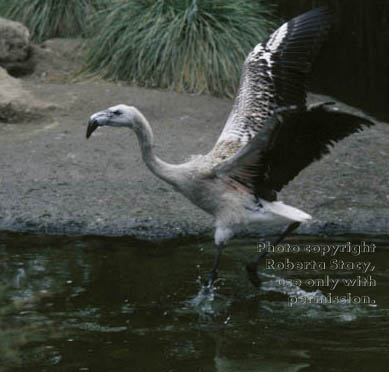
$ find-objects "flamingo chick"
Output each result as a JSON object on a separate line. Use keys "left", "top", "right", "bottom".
{"left": 86, "top": 7, "right": 374, "bottom": 288}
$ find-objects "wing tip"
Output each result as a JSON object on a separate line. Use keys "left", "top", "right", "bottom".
{"left": 288, "top": 6, "right": 335, "bottom": 37}
{"left": 317, "top": 102, "right": 376, "bottom": 128}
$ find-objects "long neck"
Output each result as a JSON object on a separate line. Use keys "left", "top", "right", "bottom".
{"left": 132, "top": 111, "right": 177, "bottom": 184}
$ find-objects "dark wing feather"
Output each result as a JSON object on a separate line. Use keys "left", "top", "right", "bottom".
{"left": 215, "top": 104, "right": 375, "bottom": 199}
{"left": 214, "top": 7, "right": 333, "bottom": 147}
{"left": 260, "top": 103, "right": 375, "bottom": 192}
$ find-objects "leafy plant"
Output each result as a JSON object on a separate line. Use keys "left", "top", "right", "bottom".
{"left": 0, "top": 0, "right": 107, "bottom": 42}
{"left": 85, "top": 0, "right": 275, "bottom": 97}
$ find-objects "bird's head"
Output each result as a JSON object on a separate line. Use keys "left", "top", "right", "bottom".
{"left": 86, "top": 104, "right": 140, "bottom": 139}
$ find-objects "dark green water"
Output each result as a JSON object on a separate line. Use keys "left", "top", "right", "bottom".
{"left": 0, "top": 233, "right": 388, "bottom": 372}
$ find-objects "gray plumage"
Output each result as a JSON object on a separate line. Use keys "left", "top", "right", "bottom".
{"left": 86, "top": 8, "right": 374, "bottom": 278}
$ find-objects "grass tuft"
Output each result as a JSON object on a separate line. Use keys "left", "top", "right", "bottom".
{"left": 84, "top": 0, "right": 276, "bottom": 97}
{"left": 0, "top": 0, "right": 106, "bottom": 42}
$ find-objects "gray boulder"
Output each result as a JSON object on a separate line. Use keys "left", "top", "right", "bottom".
{"left": 0, "top": 16, "right": 34, "bottom": 76}
{"left": 0, "top": 66, "right": 56, "bottom": 123}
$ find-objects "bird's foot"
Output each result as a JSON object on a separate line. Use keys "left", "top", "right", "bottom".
{"left": 204, "top": 270, "right": 218, "bottom": 289}
{"left": 246, "top": 262, "right": 262, "bottom": 288}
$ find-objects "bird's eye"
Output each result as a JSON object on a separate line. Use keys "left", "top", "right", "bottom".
{"left": 112, "top": 110, "right": 121, "bottom": 116}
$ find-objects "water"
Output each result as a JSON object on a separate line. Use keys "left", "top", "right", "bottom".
{"left": 0, "top": 233, "right": 388, "bottom": 371}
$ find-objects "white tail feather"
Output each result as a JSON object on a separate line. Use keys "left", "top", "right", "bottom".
{"left": 262, "top": 200, "right": 312, "bottom": 222}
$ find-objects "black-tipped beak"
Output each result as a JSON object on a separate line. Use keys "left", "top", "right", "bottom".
{"left": 86, "top": 118, "right": 98, "bottom": 139}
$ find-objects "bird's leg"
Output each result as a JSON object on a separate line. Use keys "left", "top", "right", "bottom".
{"left": 247, "top": 221, "right": 301, "bottom": 288}
{"left": 205, "top": 244, "right": 224, "bottom": 288}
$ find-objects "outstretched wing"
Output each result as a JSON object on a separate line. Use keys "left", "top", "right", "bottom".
{"left": 258, "top": 103, "right": 375, "bottom": 192}
{"left": 214, "top": 104, "right": 375, "bottom": 200}
{"left": 212, "top": 7, "right": 332, "bottom": 153}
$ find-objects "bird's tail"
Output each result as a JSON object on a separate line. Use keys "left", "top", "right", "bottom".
{"left": 262, "top": 200, "right": 312, "bottom": 222}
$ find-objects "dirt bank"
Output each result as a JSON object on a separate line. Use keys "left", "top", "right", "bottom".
{"left": 0, "top": 78, "right": 387, "bottom": 240}
{"left": 0, "top": 39, "right": 388, "bottom": 239}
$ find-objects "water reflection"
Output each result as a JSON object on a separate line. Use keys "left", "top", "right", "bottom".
{"left": 0, "top": 233, "right": 388, "bottom": 371}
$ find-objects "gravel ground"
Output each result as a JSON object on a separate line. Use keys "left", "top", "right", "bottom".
{"left": 0, "top": 77, "right": 388, "bottom": 240}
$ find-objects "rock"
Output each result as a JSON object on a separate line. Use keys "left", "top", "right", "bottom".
{"left": 0, "top": 67, "right": 56, "bottom": 123}
{"left": 0, "top": 16, "right": 34, "bottom": 76}
{"left": 29, "top": 38, "right": 86, "bottom": 81}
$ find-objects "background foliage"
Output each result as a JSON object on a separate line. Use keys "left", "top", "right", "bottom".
{"left": 84, "top": 0, "right": 275, "bottom": 97}
{"left": 0, "top": 0, "right": 106, "bottom": 42}
{"left": 0, "top": 0, "right": 275, "bottom": 97}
